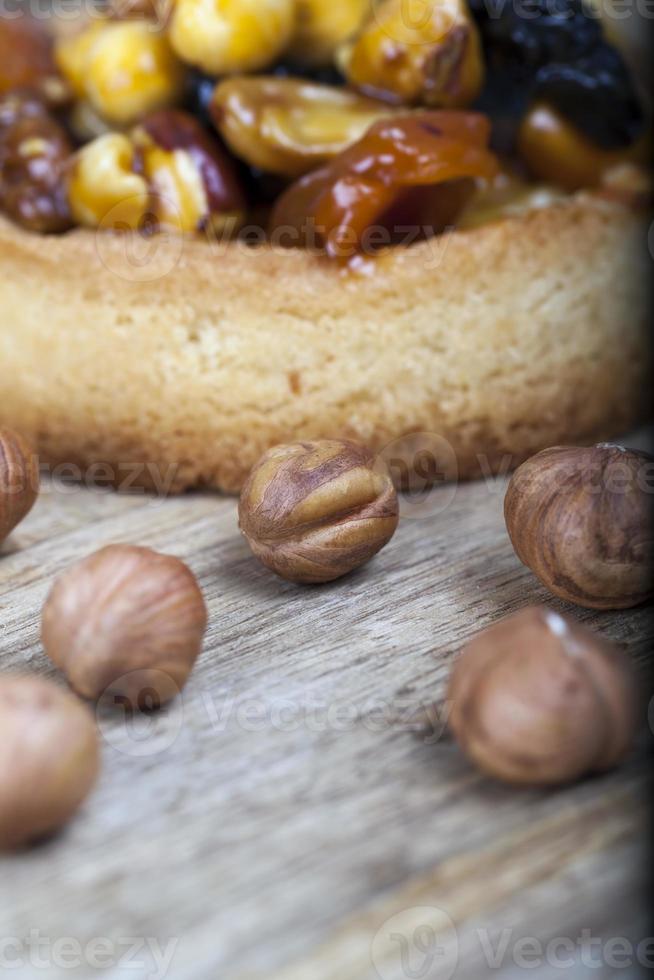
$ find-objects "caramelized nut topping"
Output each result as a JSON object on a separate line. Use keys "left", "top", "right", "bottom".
{"left": 211, "top": 76, "right": 400, "bottom": 178}
{"left": 0, "top": 92, "right": 73, "bottom": 234}
{"left": 288, "top": 0, "right": 370, "bottom": 68}
{"left": 134, "top": 109, "right": 246, "bottom": 232}
{"left": 169, "top": 0, "right": 295, "bottom": 76}
{"left": 0, "top": 18, "right": 69, "bottom": 107}
{"left": 518, "top": 103, "right": 650, "bottom": 192}
{"left": 338, "top": 0, "right": 484, "bottom": 108}
{"left": 55, "top": 20, "right": 185, "bottom": 127}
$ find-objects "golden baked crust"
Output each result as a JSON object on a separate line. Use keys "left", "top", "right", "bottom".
{"left": 0, "top": 195, "right": 649, "bottom": 494}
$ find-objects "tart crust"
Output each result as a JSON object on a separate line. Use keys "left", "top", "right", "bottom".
{"left": 0, "top": 195, "right": 649, "bottom": 494}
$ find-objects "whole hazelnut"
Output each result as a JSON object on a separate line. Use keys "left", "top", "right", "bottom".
{"left": 448, "top": 606, "right": 638, "bottom": 786}
{"left": 238, "top": 439, "right": 399, "bottom": 584}
{"left": 42, "top": 544, "right": 208, "bottom": 708}
{"left": 0, "top": 427, "right": 39, "bottom": 544}
{"left": 0, "top": 675, "right": 100, "bottom": 850}
{"left": 504, "top": 445, "right": 654, "bottom": 609}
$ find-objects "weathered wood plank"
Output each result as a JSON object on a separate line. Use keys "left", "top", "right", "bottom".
{"left": 0, "top": 435, "right": 650, "bottom": 980}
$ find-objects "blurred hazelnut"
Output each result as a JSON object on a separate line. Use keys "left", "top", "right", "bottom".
{"left": 505, "top": 445, "right": 654, "bottom": 610}
{"left": 0, "top": 17, "right": 70, "bottom": 107}
{"left": 0, "top": 675, "right": 99, "bottom": 850}
{"left": 42, "top": 545, "right": 208, "bottom": 709}
{"left": 0, "top": 428, "right": 39, "bottom": 545}
{"left": 55, "top": 20, "right": 185, "bottom": 127}
{"left": 448, "top": 606, "right": 638, "bottom": 786}
{"left": 132, "top": 108, "right": 246, "bottom": 233}
{"left": 288, "top": 0, "right": 370, "bottom": 68}
{"left": 67, "top": 132, "right": 150, "bottom": 231}
{"left": 169, "top": 0, "right": 295, "bottom": 76}
{"left": 0, "top": 92, "right": 74, "bottom": 234}
{"left": 338, "top": 0, "right": 484, "bottom": 108}
{"left": 238, "top": 439, "right": 399, "bottom": 584}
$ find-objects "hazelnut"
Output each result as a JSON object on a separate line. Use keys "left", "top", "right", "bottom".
{"left": 132, "top": 108, "right": 246, "bottom": 233}
{"left": 448, "top": 606, "right": 638, "bottom": 786}
{"left": 42, "top": 545, "right": 208, "bottom": 708}
{"left": 238, "top": 440, "right": 399, "bottom": 584}
{"left": 0, "top": 427, "right": 39, "bottom": 545}
{"left": 338, "top": 0, "right": 484, "bottom": 109}
{"left": 504, "top": 444, "right": 654, "bottom": 610}
{"left": 55, "top": 20, "right": 185, "bottom": 127}
{"left": 0, "top": 92, "right": 74, "bottom": 234}
{"left": 0, "top": 675, "right": 99, "bottom": 850}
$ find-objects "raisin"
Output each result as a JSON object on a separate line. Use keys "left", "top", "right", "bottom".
{"left": 270, "top": 111, "right": 499, "bottom": 261}
{"left": 469, "top": 0, "right": 645, "bottom": 149}
{"left": 534, "top": 45, "right": 645, "bottom": 148}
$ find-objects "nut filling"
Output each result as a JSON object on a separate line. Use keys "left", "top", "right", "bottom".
{"left": 0, "top": 0, "right": 649, "bottom": 259}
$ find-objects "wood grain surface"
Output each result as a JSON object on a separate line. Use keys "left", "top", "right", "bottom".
{"left": 0, "top": 433, "right": 651, "bottom": 980}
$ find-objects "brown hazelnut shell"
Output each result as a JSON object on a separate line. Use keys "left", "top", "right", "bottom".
{"left": 448, "top": 606, "right": 638, "bottom": 786}
{"left": 504, "top": 445, "right": 654, "bottom": 610}
{"left": 238, "top": 439, "right": 399, "bottom": 584}
{"left": 0, "top": 675, "right": 99, "bottom": 850}
{"left": 42, "top": 544, "right": 208, "bottom": 709}
{"left": 0, "top": 427, "right": 39, "bottom": 544}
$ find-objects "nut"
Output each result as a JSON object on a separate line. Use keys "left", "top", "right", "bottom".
{"left": 448, "top": 606, "right": 638, "bottom": 786}
{"left": 68, "top": 132, "right": 150, "bottom": 230}
{"left": 68, "top": 112, "right": 247, "bottom": 234}
{"left": 0, "top": 92, "right": 74, "bottom": 234}
{"left": 0, "top": 675, "right": 99, "bottom": 850}
{"left": 338, "top": 0, "right": 484, "bottom": 108}
{"left": 211, "top": 76, "right": 396, "bottom": 178}
{"left": 55, "top": 20, "right": 185, "bottom": 127}
{"left": 238, "top": 440, "right": 399, "bottom": 584}
{"left": 0, "top": 17, "right": 69, "bottom": 107}
{"left": 518, "top": 103, "right": 649, "bottom": 193}
{"left": 132, "top": 108, "right": 246, "bottom": 233}
{"left": 504, "top": 445, "right": 654, "bottom": 610}
{"left": 169, "top": 0, "right": 295, "bottom": 76}
{"left": 42, "top": 544, "right": 208, "bottom": 708}
{"left": 288, "top": 0, "right": 370, "bottom": 68}
{"left": 108, "top": 0, "right": 173, "bottom": 23}
{"left": 0, "top": 428, "right": 39, "bottom": 544}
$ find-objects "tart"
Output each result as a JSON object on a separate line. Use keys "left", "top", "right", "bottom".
{"left": 0, "top": 1, "right": 650, "bottom": 493}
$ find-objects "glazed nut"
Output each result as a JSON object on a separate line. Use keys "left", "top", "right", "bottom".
{"left": 41, "top": 544, "right": 208, "bottom": 709}
{"left": 518, "top": 103, "right": 648, "bottom": 193}
{"left": 132, "top": 108, "right": 246, "bottom": 233}
{"left": 0, "top": 428, "right": 39, "bottom": 544}
{"left": 55, "top": 20, "right": 185, "bottom": 126}
{"left": 238, "top": 440, "right": 400, "bottom": 584}
{"left": 288, "top": 0, "right": 370, "bottom": 68}
{"left": 0, "top": 17, "right": 70, "bottom": 106}
{"left": 0, "top": 93, "right": 74, "bottom": 234}
{"left": 68, "top": 132, "right": 150, "bottom": 230}
{"left": 504, "top": 444, "right": 654, "bottom": 610}
{"left": 0, "top": 675, "right": 99, "bottom": 850}
{"left": 169, "top": 0, "right": 295, "bottom": 76}
{"left": 338, "top": 0, "right": 484, "bottom": 108}
{"left": 448, "top": 606, "right": 638, "bottom": 786}
{"left": 107, "top": 0, "right": 173, "bottom": 23}
{"left": 211, "top": 76, "right": 396, "bottom": 178}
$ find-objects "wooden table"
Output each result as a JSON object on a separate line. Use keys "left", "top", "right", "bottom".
{"left": 0, "top": 437, "right": 651, "bottom": 980}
